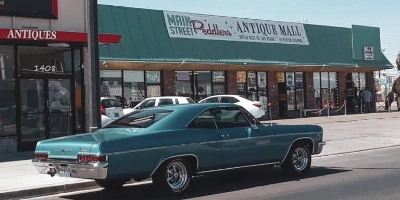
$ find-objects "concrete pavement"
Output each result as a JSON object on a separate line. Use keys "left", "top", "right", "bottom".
{"left": 0, "top": 111, "right": 399, "bottom": 200}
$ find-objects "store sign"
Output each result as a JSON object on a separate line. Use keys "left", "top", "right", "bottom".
{"left": 163, "top": 11, "right": 309, "bottom": 45}
{"left": 7, "top": 29, "right": 57, "bottom": 40}
{"left": 0, "top": 0, "right": 58, "bottom": 19}
{"left": 364, "top": 46, "right": 374, "bottom": 60}
{"left": 146, "top": 71, "right": 161, "bottom": 83}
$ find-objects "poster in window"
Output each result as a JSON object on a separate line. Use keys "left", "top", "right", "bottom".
{"left": 277, "top": 72, "right": 285, "bottom": 83}
{"left": 213, "top": 85, "right": 225, "bottom": 95}
{"left": 286, "top": 72, "right": 295, "bottom": 87}
{"left": 247, "top": 71, "right": 256, "bottom": 85}
{"left": 212, "top": 71, "right": 225, "bottom": 82}
{"left": 146, "top": 71, "right": 160, "bottom": 83}
{"left": 237, "top": 71, "right": 246, "bottom": 83}
{"left": 258, "top": 72, "right": 266, "bottom": 87}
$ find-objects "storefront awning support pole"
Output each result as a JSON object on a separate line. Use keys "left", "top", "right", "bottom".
{"left": 88, "top": 0, "right": 101, "bottom": 131}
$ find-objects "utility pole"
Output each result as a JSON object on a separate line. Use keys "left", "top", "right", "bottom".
{"left": 87, "top": 0, "right": 101, "bottom": 131}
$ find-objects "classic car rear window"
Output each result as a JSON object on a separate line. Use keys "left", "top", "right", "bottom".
{"left": 104, "top": 109, "right": 173, "bottom": 128}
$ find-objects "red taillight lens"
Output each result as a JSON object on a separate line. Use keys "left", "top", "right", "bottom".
{"left": 253, "top": 103, "right": 262, "bottom": 108}
{"left": 78, "top": 155, "right": 107, "bottom": 162}
{"left": 35, "top": 153, "right": 49, "bottom": 160}
{"left": 100, "top": 106, "right": 106, "bottom": 115}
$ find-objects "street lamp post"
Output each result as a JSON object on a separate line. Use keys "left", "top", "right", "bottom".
{"left": 88, "top": 0, "right": 101, "bottom": 130}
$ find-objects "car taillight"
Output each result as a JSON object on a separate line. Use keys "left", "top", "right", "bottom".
{"left": 35, "top": 153, "right": 49, "bottom": 160}
{"left": 78, "top": 155, "right": 107, "bottom": 162}
{"left": 100, "top": 106, "right": 106, "bottom": 115}
{"left": 253, "top": 103, "right": 262, "bottom": 108}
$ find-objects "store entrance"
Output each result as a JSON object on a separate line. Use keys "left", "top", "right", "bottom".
{"left": 18, "top": 77, "right": 72, "bottom": 151}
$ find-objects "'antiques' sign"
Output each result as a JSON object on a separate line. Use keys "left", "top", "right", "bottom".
{"left": 163, "top": 10, "right": 309, "bottom": 45}
{"left": 7, "top": 29, "right": 57, "bottom": 40}
{"left": 0, "top": 0, "right": 58, "bottom": 19}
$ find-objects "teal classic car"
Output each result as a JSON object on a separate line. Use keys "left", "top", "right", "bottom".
{"left": 32, "top": 103, "right": 326, "bottom": 194}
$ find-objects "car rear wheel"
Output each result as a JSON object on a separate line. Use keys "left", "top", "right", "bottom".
{"left": 95, "top": 179, "right": 126, "bottom": 190}
{"left": 152, "top": 157, "right": 193, "bottom": 195}
{"left": 281, "top": 143, "right": 311, "bottom": 176}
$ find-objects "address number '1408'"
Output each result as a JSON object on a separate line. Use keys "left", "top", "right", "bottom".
{"left": 34, "top": 65, "right": 57, "bottom": 72}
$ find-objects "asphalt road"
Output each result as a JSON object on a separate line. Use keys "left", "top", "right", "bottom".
{"left": 25, "top": 146, "right": 400, "bottom": 200}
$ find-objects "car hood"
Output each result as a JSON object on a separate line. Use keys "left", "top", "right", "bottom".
{"left": 35, "top": 128, "right": 144, "bottom": 159}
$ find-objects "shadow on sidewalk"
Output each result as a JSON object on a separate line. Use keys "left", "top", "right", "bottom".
{"left": 0, "top": 151, "right": 33, "bottom": 163}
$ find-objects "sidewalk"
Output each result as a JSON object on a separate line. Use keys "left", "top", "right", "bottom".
{"left": 0, "top": 111, "right": 399, "bottom": 200}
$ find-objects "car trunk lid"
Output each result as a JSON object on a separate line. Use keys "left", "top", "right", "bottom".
{"left": 35, "top": 131, "right": 133, "bottom": 160}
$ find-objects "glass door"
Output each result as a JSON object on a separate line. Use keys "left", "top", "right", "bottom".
{"left": 48, "top": 79, "right": 72, "bottom": 139}
{"left": 19, "top": 78, "right": 72, "bottom": 150}
{"left": 20, "top": 79, "right": 46, "bottom": 149}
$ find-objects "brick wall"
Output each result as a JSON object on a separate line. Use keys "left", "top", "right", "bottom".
{"left": 267, "top": 71, "right": 279, "bottom": 119}
{"left": 227, "top": 71, "right": 237, "bottom": 94}
{"left": 163, "top": 70, "right": 176, "bottom": 96}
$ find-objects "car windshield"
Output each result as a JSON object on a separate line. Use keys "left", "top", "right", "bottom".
{"left": 101, "top": 98, "right": 121, "bottom": 108}
{"left": 103, "top": 109, "right": 173, "bottom": 128}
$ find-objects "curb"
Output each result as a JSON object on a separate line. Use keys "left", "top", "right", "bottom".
{"left": 0, "top": 181, "right": 99, "bottom": 200}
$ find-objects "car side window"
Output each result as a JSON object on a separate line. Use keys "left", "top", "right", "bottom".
{"left": 158, "top": 98, "right": 174, "bottom": 106}
{"left": 240, "top": 108, "right": 262, "bottom": 127}
{"left": 202, "top": 97, "right": 219, "bottom": 103}
{"left": 140, "top": 99, "right": 156, "bottom": 108}
{"left": 188, "top": 110, "right": 217, "bottom": 129}
{"left": 210, "top": 107, "right": 251, "bottom": 129}
{"left": 220, "top": 97, "right": 239, "bottom": 103}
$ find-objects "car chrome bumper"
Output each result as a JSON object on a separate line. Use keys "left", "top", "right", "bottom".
{"left": 32, "top": 159, "right": 108, "bottom": 179}
{"left": 314, "top": 141, "right": 326, "bottom": 154}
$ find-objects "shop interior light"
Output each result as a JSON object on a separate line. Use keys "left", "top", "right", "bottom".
{"left": 48, "top": 43, "right": 70, "bottom": 48}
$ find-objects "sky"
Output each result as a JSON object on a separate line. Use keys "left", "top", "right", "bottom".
{"left": 98, "top": 0, "right": 399, "bottom": 68}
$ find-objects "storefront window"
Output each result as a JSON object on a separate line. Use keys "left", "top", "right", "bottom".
{"left": 0, "top": 45, "right": 16, "bottom": 137}
{"left": 18, "top": 46, "right": 72, "bottom": 74}
{"left": 295, "top": 72, "right": 304, "bottom": 109}
{"left": 196, "top": 71, "right": 211, "bottom": 101}
{"left": 257, "top": 72, "right": 268, "bottom": 110}
{"left": 313, "top": 72, "right": 321, "bottom": 108}
{"left": 73, "top": 49, "right": 83, "bottom": 133}
{"left": 320, "top": 72, "right": 338, "bottom": 108}
{"left": 123, "top": 70, "right": 144, "bottom": 108}
{"left": 286, "top": 72, "right": 295, "bottom": 110}
{"left": 175, "top": 71, "right": 213, "bottom": 101}
{"left": 247, "top": 71, "right": 257, "bottom": 101}
{"left": 100, "top": 70, "right": 122, "bottom": 98}
{"left": 175, "top": 71, "right": 192, "bottom": 97}
{"left": 146, "top": 71, "right": 161, "bottom": 99}
{"left": 359, "top": 72, "right": 366, "bottom": 91}
{"left": 212, "top": 71, "right": 225, "bottom": 95}
{"left": 237, "top": 71, "right": 246, "bottom": 97}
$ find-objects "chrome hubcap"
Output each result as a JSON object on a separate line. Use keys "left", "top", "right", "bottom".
{"left": 166, "top": 162, "right": 188, "bottom": 190}
{"left": 292, "top": 147, "right": 309, "bottom": 171}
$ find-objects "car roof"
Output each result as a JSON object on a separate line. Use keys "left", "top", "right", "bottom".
{"left": 141, "top": 103, "right": 240, "bottom": 111}
{"left": 145, "top": 96, "right": 191, "bottom": 99}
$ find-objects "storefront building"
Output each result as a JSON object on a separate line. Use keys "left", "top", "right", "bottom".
{"left": 97, "top": 5, "right": 393, "bottom": 119}
{"left": 0, "top": 0, "right": 121, "bottom": 153}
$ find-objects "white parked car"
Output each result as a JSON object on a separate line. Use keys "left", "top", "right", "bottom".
{"left": 198, "top": 95, "right": 265, "bottom": 119}
{"left": 123, "top": 96, "right": 195, "bottom": 114}
{"left": 100, "top": 97, "right": 124, "bottom": 127}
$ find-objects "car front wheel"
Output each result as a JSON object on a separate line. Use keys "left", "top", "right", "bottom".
{"left": 152, "top": 157, "right": 193, "bottom": 195}
{"left": 281, "top": 143, "right": 311, "bottom": 176}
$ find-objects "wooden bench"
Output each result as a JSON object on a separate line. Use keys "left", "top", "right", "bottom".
{"left": 303, "top": 108, "right": 321, "bottom": 117}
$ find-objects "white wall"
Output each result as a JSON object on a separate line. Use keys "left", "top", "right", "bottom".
{"left": 0, "top": 0, "right": 87, "bottom": 32}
